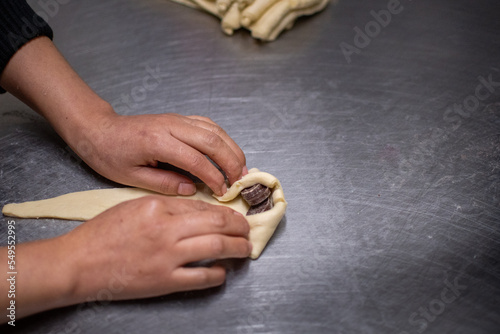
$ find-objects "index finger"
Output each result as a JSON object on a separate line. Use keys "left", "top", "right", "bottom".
{"left": 186, "top": 116, "right": 247, "bottom": 182}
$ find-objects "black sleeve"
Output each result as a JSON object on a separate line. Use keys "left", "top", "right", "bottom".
{"left": 0, "top": 0, "right": 54, "bottom": 93}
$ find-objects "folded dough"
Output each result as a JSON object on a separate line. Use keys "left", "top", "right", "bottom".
{"left": 2, "top": 169, "right": 287, "bottom": 259}
{"left": 169, "top": 0, "right": 331, "bottom": 41}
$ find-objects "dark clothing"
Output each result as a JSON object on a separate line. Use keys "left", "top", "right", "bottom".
{"left": 0, "top": 0, "right": 53, "bottom": 93}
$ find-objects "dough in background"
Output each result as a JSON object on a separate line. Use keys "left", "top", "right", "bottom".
{"left": 169, "top": 0, "right": 332, "bottom": 41}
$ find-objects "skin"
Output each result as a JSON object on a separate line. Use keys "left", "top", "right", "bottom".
{"left": 0, "top": 36, "right": 251, "bottom": 322}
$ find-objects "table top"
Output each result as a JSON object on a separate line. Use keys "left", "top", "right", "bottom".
{"left": 1, "top": 0, "right": 499, "bottom": 333}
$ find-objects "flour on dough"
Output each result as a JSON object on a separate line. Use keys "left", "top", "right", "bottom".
{"left": 2, "top": 169, "right": 287, "bottom": 259}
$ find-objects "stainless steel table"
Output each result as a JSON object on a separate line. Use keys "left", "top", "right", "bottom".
{"left": 1, "top": 0, "right": 499, "bottom": 333}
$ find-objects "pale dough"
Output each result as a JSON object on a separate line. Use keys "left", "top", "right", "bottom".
{"left": 169, "top": 0, "right": 331, "bottom": 41}
{"left": 2, "top": 169, "right": 287, "bottom": 259}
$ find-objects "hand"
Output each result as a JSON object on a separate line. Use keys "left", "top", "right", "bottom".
{"left": 71, "top": 111, "right": 246, "bottom": 196}
{"left": 67, "top": 196, "right": 252, "bottom": 301}
{"left": 2, "top": 196, "right": 252, "bottom": 321}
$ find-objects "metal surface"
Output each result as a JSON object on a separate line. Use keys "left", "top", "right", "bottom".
{"left": 1, "top": 0, "right": 499, "bottom": 333}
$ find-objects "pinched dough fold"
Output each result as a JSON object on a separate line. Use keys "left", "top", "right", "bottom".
{"left": 215, "top": 168, "right": 287, "bottom": 258}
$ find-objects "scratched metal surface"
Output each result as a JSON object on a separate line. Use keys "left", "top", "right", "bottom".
{"left": 1, "top": 0, "right": 499, "bottom": 333}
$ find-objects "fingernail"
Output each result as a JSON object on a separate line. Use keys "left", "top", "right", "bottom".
{"left": 248, "top": 241, "right": 253, "bottom": 253}
{"left": 242, "top": 166, "right": 249, "bottom": 176}
{"left": 221, "top": 183, "right": 227, "bottom": 195}
{"left": 178, "top": 183, "right": 196, "bottom": 195}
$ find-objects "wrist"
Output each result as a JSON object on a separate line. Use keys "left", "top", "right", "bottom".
{"left": 61, "top": 100, "right": 117, "bottom": 164}
{"left": 0, "top": 36, "right": 117, "bottom": 156}
{"left": 61, "top": 226, "right": 126, "bottom": 306}
{"left": 15, "top": 235, "right": 82, "bottom": 318}
{"left": 63, "top": 98, "right": 116, "bottom": 139}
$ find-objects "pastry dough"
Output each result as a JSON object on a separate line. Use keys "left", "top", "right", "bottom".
{"left": 2, "top": 169, "right": 286, "bottom": 259}
{"left": 169, "top": 0, "right": 331, "bottom": 41}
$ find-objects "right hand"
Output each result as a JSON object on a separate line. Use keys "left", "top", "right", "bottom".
{"left": 63, "top": 195, "right": 252, "bottom": 304}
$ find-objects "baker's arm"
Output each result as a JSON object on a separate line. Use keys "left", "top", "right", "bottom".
{"left": 1, "top": 232, "right": 76, "bottom": 322}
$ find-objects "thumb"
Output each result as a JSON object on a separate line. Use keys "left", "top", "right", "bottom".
{"left": 129, "top": 167, "right": 197, "bottom": 196}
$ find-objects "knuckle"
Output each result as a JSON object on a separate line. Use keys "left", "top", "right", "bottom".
{"left": 211, "top": 211, "right": 228, "bottom": 229}
{"left": 159, "top": 176, "right": 177, "bottom": 194}
{"left": 194, "top": 200, "right": 217, "bottom": 211}
{"left": 143, "top": 131, "right": 162, "bottom": 153}
{"left": 196, "top": 115, "right": 213, "bottom": 123}
{"left": 192, "top": 199, "right": 211, "bottom": 211}
{"left": 211, "top": 172, "right": 226, "bottom": 188}
{"left": 137, "top": 197, "right": 165, "bottom": 233}
{"left": 188, "top": 153, "right": 207, "bottom": 170}
{"left": 210, "top": 236, "right": 225, "bottom": 257}
{"left": 140, "top": 196, "right": 163, "bottom": 214}
{"left": 211, "top": 125, "right": 225, "bottom": 137}
{"left": 226, "top": 159, "right": 242, "bottom": 176}
{"left": 203, "top": 132, "right": 223, "bottom": 148}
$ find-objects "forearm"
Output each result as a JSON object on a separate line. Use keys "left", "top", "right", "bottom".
{"left": 0, "top": 236, "right": 78, "bottom": 323}
{"left": 0, "top": 36, "right": 115, "bottom": 150}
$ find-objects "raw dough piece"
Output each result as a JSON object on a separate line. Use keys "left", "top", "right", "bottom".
{"left": 221, "top": 2, "right": 242, "bottom": 35}
{"left": 169, "top": 0, "right": 331, "bottom": 41}
{"left": 248, "top": 0, "right": 329, "bottom": 41}
{"left": 214, "top": 169, "right": 287, "bottom": 257}
{"left": 2, "top": 169, "right": 287, "bottom": 259}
